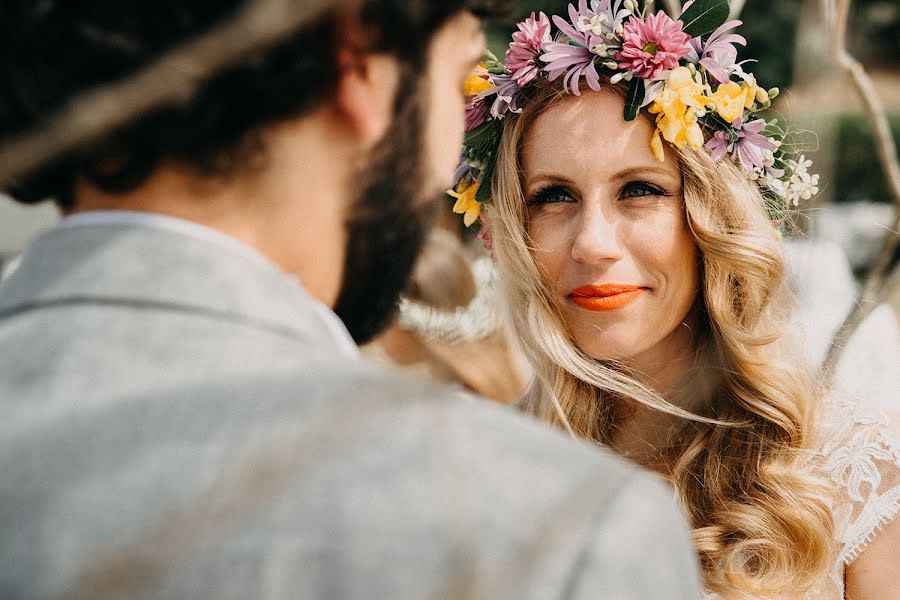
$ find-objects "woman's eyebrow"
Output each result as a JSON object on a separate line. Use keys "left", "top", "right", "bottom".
{"left": 525, "top": 173, "right": 576, "bottom": 189}
{"left": 611, "top": 166, "right": 680, "bottom": 180}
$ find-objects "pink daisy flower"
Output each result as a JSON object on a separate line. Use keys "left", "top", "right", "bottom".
{"left": 615, "top": 11, "right": 692, "bottom": 79}
{"left": 505, "top": 12, "right": 552, "bottom": 87}
{"left": 464, "top": 96, "right": 490, "bottom": 132}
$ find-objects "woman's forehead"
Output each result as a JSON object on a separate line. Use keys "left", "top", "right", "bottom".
{"left": 521, "top": 91, "right": 679, "bottom": 180}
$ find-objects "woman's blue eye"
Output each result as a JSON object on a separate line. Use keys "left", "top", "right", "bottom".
{"left": 621, "top": 181, "right": 668, "bottom": 199}
{"left": 527, "top": 186, "right": 575, "bottom": 205}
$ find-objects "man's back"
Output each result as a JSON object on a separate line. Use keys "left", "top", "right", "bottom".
{"left": 0, "top": 218, "right": 700, "bottom": 599}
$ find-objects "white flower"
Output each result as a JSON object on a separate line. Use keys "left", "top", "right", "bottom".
{"left": 766, "top": 177, "right": 786, "bottom": 196}
{"left": 578, "top": 14, "right": 608, "bottom": 37}
{"left": 783, "top": 154, "right": 820, "bottom": 206}
{"left": 592, "top": 43, "right": 610, "bottom": 57}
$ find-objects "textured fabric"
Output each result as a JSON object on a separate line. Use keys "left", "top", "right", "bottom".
{"left": 805, "top": 393, "right": 900, "bottom": 599}
{"left": 701, "top": 392, "right": 900, "bottom": 600}
{"left": 0, "top": 222, "right": 701, "bottom": 600}
{"left": 53, "top": 211, "right": 359, "bottom": 359}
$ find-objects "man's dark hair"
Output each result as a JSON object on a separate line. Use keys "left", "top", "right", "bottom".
{"left": 0, "top": 0, "right": 508, "bottom": 209}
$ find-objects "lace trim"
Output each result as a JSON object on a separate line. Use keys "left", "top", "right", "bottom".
{"left": 701, "top": 394, "right": 900, "bottom": 600}
{"left": 817, "top": 394, "right": 900, "bottom": 566}
{"left": 840, "top": 485, "right": 900, "bottom": 564}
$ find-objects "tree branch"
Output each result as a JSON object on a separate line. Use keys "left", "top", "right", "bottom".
{"left": 819, "top": 0, "right": 900, "bottom": 385}
{"left": 0, "top": 0, "right": 337, "bottom": 186}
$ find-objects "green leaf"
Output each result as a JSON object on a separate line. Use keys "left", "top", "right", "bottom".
{"left": 475, "top": 153, "right": 497, "bottom": 203}
{"left": 679, "top": 0, "right": 729, "bottom": 38}
{"left": 483, "top": 49, "right": 499, "bottom": 64}
{"left": 463, "top": 120, "right": 498, "bottom": 152}
{"left": 623, "top": 78, "right": 644, "bottom": 121}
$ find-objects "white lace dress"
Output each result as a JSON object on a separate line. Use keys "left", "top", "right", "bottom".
{"left": 703, "top": 392, "right": 900, "bottom": 599}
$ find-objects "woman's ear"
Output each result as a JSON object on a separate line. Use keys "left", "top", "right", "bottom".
{"left": 333, "top": 12, "right": 399, "bottom": 145}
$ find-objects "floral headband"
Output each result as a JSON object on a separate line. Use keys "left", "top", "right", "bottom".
{"left": 449, "top": 0, "right": 819, "bottom": 227}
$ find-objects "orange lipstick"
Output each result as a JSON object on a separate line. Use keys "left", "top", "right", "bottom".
{"left": 570, "top": 284, "right": 645, "bottom": 311}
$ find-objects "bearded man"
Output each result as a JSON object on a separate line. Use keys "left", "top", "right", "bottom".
{"left": 0, "top": 2, "right": 699, "bottom": 598}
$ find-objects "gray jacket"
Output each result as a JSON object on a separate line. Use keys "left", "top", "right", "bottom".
{"left": 0, "top": 218, "right": 700, "bottom": 600}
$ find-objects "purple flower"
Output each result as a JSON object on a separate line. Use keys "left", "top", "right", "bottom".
{"left": 704, "top": 118, "right": 778, "bottom": 171}
{"left": 616, "top": 11, "right": 691, "bottom": 79}
{"left": 541, "top": 42, "right": 601, "bottom": 95}
{"left": 541, "top": 1, "right": 623, "bottom": 95}
{"left": 451, "top": 153, "right": 479, "bottom": 190}
{"left": 574, "top": 0, "right": 631, "bottom": 39}
{"left": 540, "top": 1, "right": 641, "bottom": 95}
{"left": 686, "top": 20, "right": 746, "bottom": 84}
{"left": 641, "top": 77, "right": 667, "bottom": 107}
{"left": 506, "top": 11, "right": 553, "bottom": 87}
{"left": 483, "top": 74, "right": 523, "bottom": 118}
{"left": 465, "top": 96, "right": 490, "bottom": 132}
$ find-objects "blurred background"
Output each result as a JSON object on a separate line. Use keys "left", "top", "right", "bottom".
{"left": 2, "top": 0, "right": 897, "bottom": 401}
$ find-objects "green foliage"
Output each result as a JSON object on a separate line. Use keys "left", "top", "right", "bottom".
{"left": 679, "top": 0, "right": 730, "bottom": 38}
{"left": 623, "top": 77, "right": 645, "bottom": 121}
{"left": 852, "top": 0, "right": 900, "bottom": 68}
{"left": 738, "top": 0, "right": 802, "bottom": 90}
{"left": 484, "top": 0, "right": 569, "bottom": 56}
{"left": 832, "top": 112, "right": 900, "bottom": 204}
{"left": 475, "top": 154, "right": 498, "bottom": 202}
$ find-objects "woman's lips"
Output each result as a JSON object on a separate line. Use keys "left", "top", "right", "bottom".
{"left": 569, "top": 284, "right": 646, "bottom": 311}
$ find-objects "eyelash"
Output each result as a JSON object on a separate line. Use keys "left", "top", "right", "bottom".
{"left": 621, "top": 181, "right": 671, "bottom": 199}
{"left": 526, "top": 181, "right": 671, "bottom": 205}
{"left": 526, "top": 185, "right": 574, "bottom": 205}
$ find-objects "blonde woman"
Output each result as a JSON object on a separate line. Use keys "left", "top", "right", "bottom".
{"left": 452, "top": 2, "right": 900, "bottom": 599}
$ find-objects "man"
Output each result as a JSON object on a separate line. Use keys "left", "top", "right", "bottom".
{"left": 0, "top": 2, "right": 701, "bottom": 598}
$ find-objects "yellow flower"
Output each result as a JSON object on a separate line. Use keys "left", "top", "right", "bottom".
{"left": 464, "top": 65, "right": 493, "bottom": 97}
{"left": 652, "top": 67, "right": 710, "bottom": 115}
{"left": 741, "top": 73, "right": 758, "bottom": 109}
{"left": 685, "top": 112, "right": 704, "bottom": 148}
{"left": 709, "top": 80, "right": 747, "bottom": 123}
{"left": 647, "top": 67, "right": 709, "bottom": 160}
{"left": 449, "top": 181, "right": 481, "bottom": 227}
{"left": 650, "top": 129, "right": 665, "bottom": 162}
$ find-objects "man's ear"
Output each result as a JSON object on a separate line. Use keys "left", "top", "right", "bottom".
{"left": 333, "top": 13, "right": 399, "bottom": 145}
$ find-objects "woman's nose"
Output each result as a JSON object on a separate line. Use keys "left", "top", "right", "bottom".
{"left": 570, "top": 201, "right": 623, "bottom": 264}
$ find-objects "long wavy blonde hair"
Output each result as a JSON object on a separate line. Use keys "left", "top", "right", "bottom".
{"left": 487, "top": 78, "right": 835, "bottom": 599}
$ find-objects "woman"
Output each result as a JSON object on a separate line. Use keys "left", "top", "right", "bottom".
{"left": 452, "top": 2, "right": 900, "bottom": 599}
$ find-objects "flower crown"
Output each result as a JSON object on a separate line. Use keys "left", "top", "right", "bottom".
{"left": 449, "top": 0, "right": 819, "bottom": 227}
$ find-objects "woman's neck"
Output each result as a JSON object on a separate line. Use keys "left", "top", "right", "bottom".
{"left": 607, "top": 317, "right": 717, "bottom": 475}
{"left": 627, "top": 312, "right": 701, "bottom": 397}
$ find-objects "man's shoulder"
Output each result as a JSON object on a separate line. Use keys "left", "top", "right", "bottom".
{"left": 1, "top": 356, "right": 698, "bottom": 600}
{"left": 287, "top": 363, "right": 646, "bottom": 504}
{"left": 172, "top": 360, "right": 642, "bottom": 498}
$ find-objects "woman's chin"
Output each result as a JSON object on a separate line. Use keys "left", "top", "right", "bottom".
{"left": 576, "top": 339, "right": 642, "bottom": 363}
{"left": 571, "top": 326, "right": 648, "bottom": 363}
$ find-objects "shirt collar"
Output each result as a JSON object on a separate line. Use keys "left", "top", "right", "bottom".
{"left": 56, "top": 210, "right": 359, "bottom": 359}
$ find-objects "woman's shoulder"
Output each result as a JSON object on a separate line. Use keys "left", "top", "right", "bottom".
{"left": 811, "top": 390, "right": 900, "bottom": 566}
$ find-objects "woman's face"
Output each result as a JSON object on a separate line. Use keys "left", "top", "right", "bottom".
{"left": 522, "top": 90, "right": 700, "bottom": 367}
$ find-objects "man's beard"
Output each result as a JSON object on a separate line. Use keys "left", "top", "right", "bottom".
{"left": 333, "top": 82, "right": 442, "bottom": 345}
